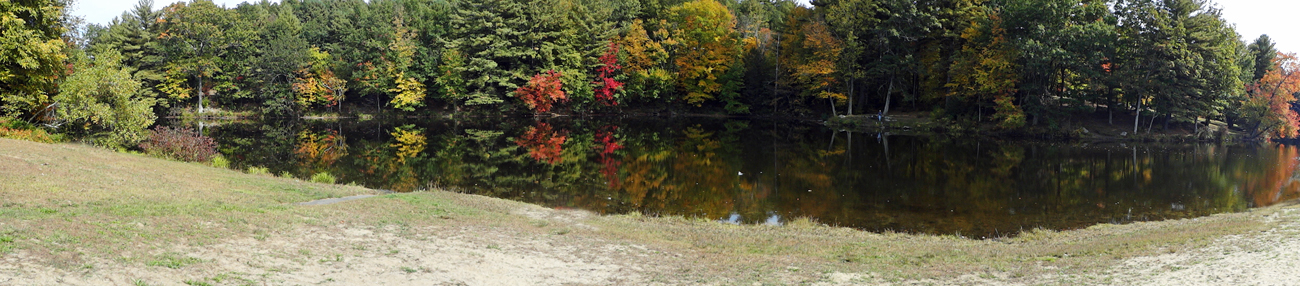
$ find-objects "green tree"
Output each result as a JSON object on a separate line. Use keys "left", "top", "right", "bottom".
{"left": 1114, "top": 0, "right": 1243, "bottom": 132}
{"left": 155, "top": 0, "right": 245, "bottom": 113}
{"left": 0, "top": 0, "right": 69, "bottom": 117}
{"left": 87, "top": 0, "right": 166, "bottom": 106}
{"left": 1247, "top": 34, "right": 1277, "bottom": 82}
{"left": 53, "top": 50, "right": 157, "bottom": 148}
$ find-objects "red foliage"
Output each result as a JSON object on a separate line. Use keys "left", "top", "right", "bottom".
{"left": 516, "top": 70, "right": 566, "bottom": 112}
{"left": 594, "top": 125, "right": 624, "bottom": 188}
{"left": 593, "top": 42, "right": 624, "bottom": 106}
{"left": 516, "top": 122, "right": 568, "bottom": 165}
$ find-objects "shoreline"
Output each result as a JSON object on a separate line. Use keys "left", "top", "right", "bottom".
{"left": 1, "top": 138, "right": 1297, "bottom": 285}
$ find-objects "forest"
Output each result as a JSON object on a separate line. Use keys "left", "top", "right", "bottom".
{"left": 3, "top": 0, "right": 1300, "bottom": 148}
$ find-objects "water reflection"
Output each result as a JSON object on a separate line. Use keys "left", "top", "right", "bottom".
{"left": 188, "top": 118, "right": 1300, "bottom": 237}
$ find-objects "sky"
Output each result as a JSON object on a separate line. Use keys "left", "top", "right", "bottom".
{"left": 71, "top": 0, "right": 1300, "bottom": 53}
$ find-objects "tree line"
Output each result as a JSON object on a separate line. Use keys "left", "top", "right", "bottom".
{"left": 2, "top": 0, "right": 1299, "bottom": 148}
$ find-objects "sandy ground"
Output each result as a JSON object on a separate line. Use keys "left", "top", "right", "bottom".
{"left": 1100, "top": 207, "right": 1300, "bottom": 286}
{"left": 0, "top": 224, "right": 669, "bottom": 285}
{"left": 0, "top": 198, "right": 1296, "bottom": 285}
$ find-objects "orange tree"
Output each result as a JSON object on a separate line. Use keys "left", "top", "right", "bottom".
{"left": 1242, "top": 52, "right": 1300, "bottom": 138}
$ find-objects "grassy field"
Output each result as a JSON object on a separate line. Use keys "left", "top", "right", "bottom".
{"left": 0, "top": 137, "right": 1291, "bottom": 285}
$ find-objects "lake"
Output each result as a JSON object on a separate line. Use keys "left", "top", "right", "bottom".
{"left": 179, "top": 117, "right": 1300, "bottom": 238}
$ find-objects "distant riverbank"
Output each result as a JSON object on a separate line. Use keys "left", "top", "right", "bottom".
{"left": 1, "top": 138, "right": 1297, "bottom": 285}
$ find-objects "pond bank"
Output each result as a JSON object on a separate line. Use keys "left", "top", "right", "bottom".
{"left": 0, "top": 138, "right": 1297, "bottom": 285}
{"left": 826, "top": 111, "right": 1253, "bottom": 143}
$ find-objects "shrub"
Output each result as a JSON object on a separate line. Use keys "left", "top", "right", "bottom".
{"left": 310, "top": 172, "right": 336, "bottom": 184}
{"left": 138, "top": 126, "right": 218, "bottom": 162}
{"left": 210, "top": 155, "right": 230, "bottom": 168}
{"left": 0, "top": 117, "right": 61, "bottom": 143}
{"left": 247, "top": 166, "right": 271, "bottom": 175}
{"left": 54, "top": 50, "right": 156, "bottom": 148}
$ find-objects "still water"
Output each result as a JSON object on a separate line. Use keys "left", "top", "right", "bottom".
{"left": 181, "top": 118, "right": 1300, "bottom": 238}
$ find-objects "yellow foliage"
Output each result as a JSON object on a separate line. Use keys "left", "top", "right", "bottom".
{"left": 619, "top": 19, "right": 668, "bottom": 73}
{"left": 670, "top": 0, "right": 742, "bottom": 106}
{"left": 389, "top": 75, "right": 427, "bottom": 111}
{"left": 389, "top": 127, "right": 426, "bottom": 164}
{"left": 292, "top": 47, "right": 347, "bottom": 108}
{"left": 779, "top": 8, "right": 843, "bottom": 100}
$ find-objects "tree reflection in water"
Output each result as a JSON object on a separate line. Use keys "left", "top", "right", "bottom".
{"left": 191, "top": 118, "right": 1300, "bottom": 237}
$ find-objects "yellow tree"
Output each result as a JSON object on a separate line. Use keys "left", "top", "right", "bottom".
{"left": 669, "top": 0, "right": 742, "bottom": 106}
{"left": 947, "top": 12, "right": 1023, "bottom": 129}
{"left": 0, "top": 0, "right": 68, "bottom": 117}
{"left": 292, "top": 47, "right": 347, "bottom": 110}
{"left": 386, "top": 16, "right": 427, "bottom": 111}
{"left": 618, "top": 19, "right": 675, "bottom": 101}
{"left": 779, "top": 8, "right": 845, "bottom": 114}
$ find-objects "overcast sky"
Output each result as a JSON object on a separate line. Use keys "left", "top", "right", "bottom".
{"left": 71, "top": 0, "right": 1300, "bottom": 54}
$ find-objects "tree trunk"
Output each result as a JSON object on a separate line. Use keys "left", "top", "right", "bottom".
{"left": 847, "top": 80, "right": 854, "bottom": 116}
{"left": 1133, "top": 99, "right": 1141, "bottom": 134}
{"left": 829, "top": 97, "right": 838, "bottom": 117}
{"left": 883, "top": 78, "right": 894, "bottom": 116}
{"left": 1163, "top": 113, "right": 1170, "bottom": 131}
{"left": 197, "top": 76, "right": 204, "bottom": 114}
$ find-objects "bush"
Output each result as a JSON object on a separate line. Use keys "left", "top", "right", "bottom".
{"left": 210, "top": 155, "right": 230, "bottom": 168}
{"left": 0, "top": 117, "right": 61, "bottom": 143}
{"left": 138, "top": 126, "right": 218, "bottom": 162}
{"left": 310, "top": 172, "right": 336, "bottom": 184}
{"left": 247, "top": 166, "right": 271, "bottom": 175}
{"left": 54, "top": 50, "right": 156, "bottom": 148}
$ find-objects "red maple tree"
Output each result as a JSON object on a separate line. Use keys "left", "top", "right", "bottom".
{"left": 593, "top": 42, "right": 624, "bottom": 106}
{"left": 516, "top": 70, "right": 566, "bottom": 112}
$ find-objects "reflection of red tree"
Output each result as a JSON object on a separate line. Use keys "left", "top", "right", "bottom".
{"left": 516, "top": 123, "right": 568, "bottom": 165}
{"left": 595, "top": 126, "right": 624, "bottom": 188}
{"left": 1244, "top": 146, "right": 1300, "bottom": 206}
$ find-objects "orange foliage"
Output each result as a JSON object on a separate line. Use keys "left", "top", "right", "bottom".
{"left": 515, "top": 122, "right": 567, "bottom": 165}
{"left": 294, "top": 130, "right": 348, "bottom": 172}
{"left": 780, "top": 9, "right": 844, "bottom": 102}
{"left": 292, "top": 48, "right": 347, "bottom": 108}
{"left": 515, "top": 70, "right": 566, "bottom": 113}
{"left": 1246, "top": 52, "right": 1300, "bottom": 137}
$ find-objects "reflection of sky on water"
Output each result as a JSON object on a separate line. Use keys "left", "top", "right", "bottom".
{"left": 720, "top": 212, "right": 782, "bottom": 226}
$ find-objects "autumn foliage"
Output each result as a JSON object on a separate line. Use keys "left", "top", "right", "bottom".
{"left": 516, "top": 122, "right": 567, "bottom": 165}
{"left": 593, "top": 42, "right": 624, "bottom": 106}
{"left": 292, "top": 47, "right": 347, "bottom": 108}
{"left": 670, "top": 0, "right": 741, "bottom": 106}
{"left": 1244, "top": 52, "right": 1300, "bottom": 138}
{"left": 138, "top": 126, "right": 218, "bottom": 162}
{"left": 515, "top": 70, "right": 566, "bottom": 113}
{"left": 595, "top": 125, "right": 624, "bottom": 188}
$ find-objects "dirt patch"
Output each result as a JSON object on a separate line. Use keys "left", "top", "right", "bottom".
{"left": 1100, "top": 208, "right": 1300, "bottom": 285}
{"left": 0, "top": 224, "right": 669, "bottom": 285}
